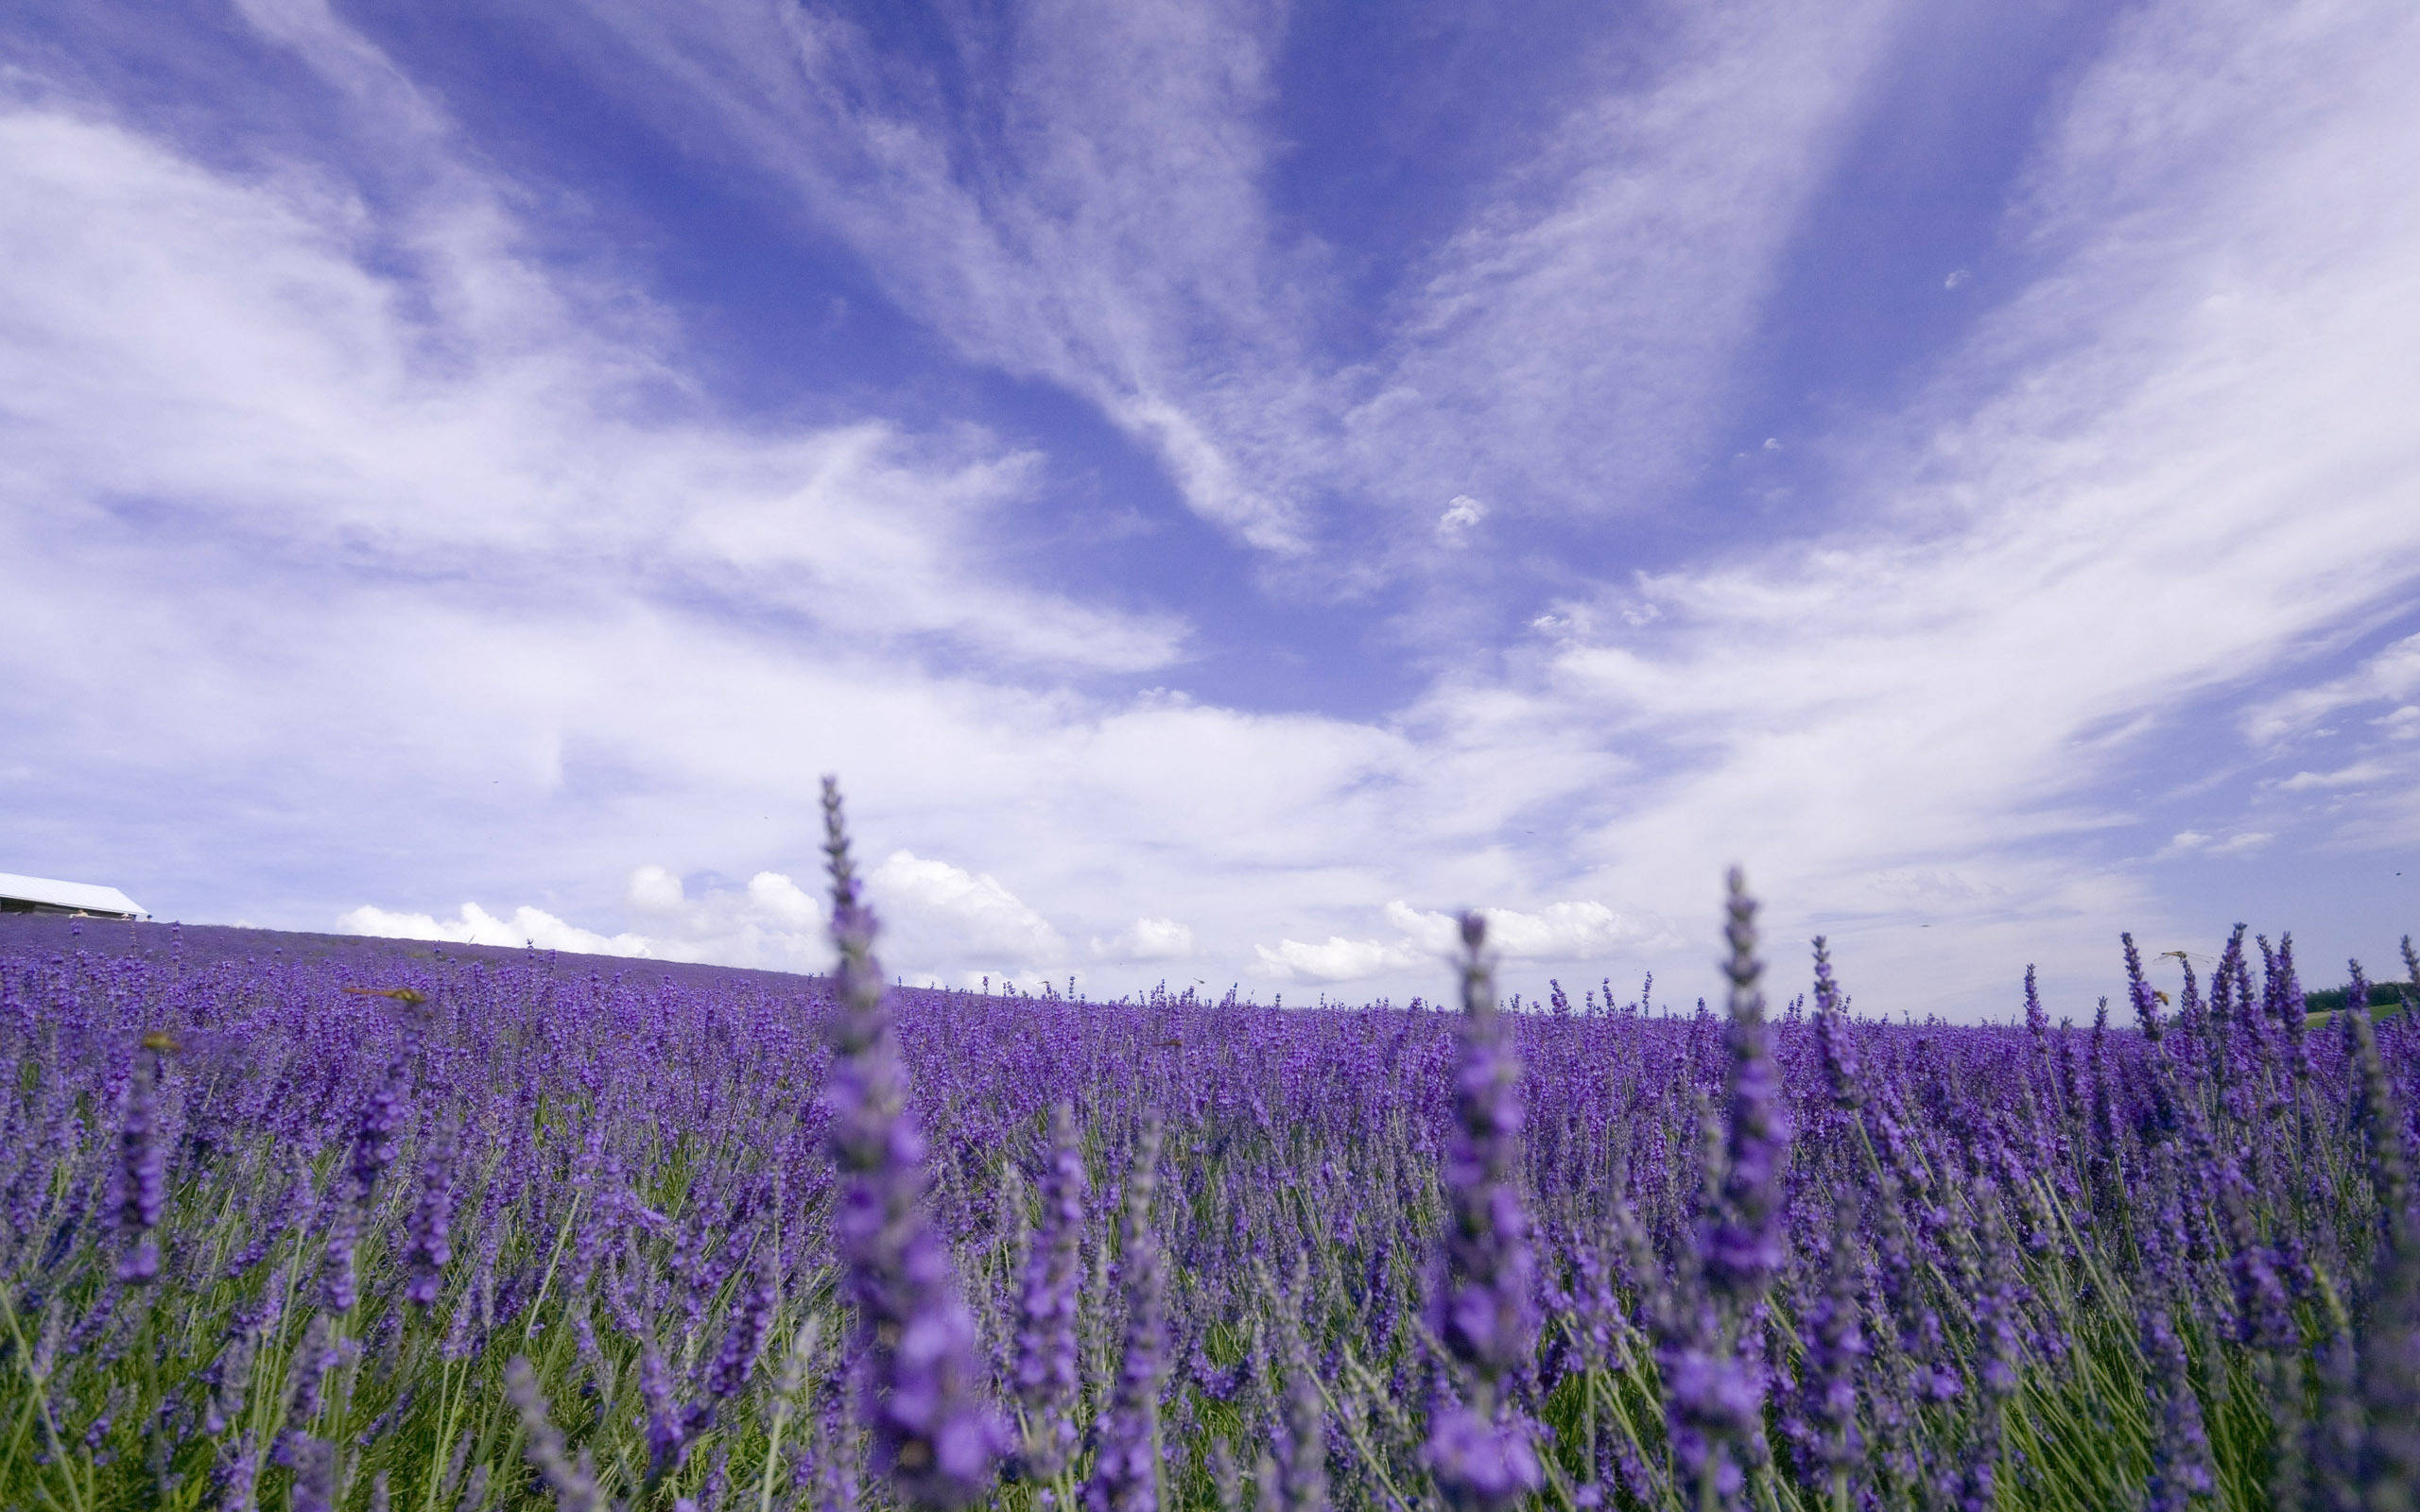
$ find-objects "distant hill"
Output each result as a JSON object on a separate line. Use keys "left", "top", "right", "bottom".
{"left": 0, "top": 911, "right": 825, "bottom": 994}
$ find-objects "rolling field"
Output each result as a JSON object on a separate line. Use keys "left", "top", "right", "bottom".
{"left": 3, "top": 806, "right": 2416, "bottom": 1511}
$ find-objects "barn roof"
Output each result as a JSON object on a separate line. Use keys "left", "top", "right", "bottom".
{"left": 0, "top": 872, "right": 151, "bottom": 919}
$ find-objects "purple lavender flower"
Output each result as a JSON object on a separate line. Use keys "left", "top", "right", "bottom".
{"left": 350, "top": 1057, "right": 407, "bottom": 1201}
{"left": 2139, "top": 1300, "right": 2213, "bottom": 1512}
{"left": 1424, "top": 911, "right": 1542, "bottom": 1512}
{"left": 2360, "top": 1199, "right": 2420, "bottom": 1509}
{"left": 1084, "top": 1116, "right": 1167, "bottom": 1512}
{"left": 1012, "top": 1102, "right": 1087, "bottom": 1483}
{"left": 216, "top": 1433, "right": 262, "bottom": 1512}
{"left": 2349, "top": 1000, "right": 2420, "bottom": 1505}
{"left": 641, "top": 1343, "right": 689, "bottom": 1482}
{"left": 1788, "top": 1203, "right": 1867, "bottom": 1494}
{"left": 1706, "top": 868, "right": 1791, "bottom": 1305}
{"left": 821, "top": 778, "right": 1003, "bottom": 1509}
{"left": 1424, "top": 1401, "right": 1542, "bottom": 1512}
{"left": 320, "top": 1204, "right": 362, "bottom": 1314}
{"left": 506, "top": 1355, "right": 604, "bottom": 1512}
{"left": 2123, "top": 932, "right": 2164, "bottom": 1040}
{"left": 1660, "top": 869, "right": 1794, "bottom": 1512}
{"left": 700, "top": 1256, "right": 776, "bottom": 1412}
{"left": 116, "top": 1032, "right": 171, "bottom": 1283}
{"left": 1811, "top": 937, "right": 1863, "bottom": 1112}
{"left": 2348, "top": 962, "right": 2411, "bottom": 1224}
{"left": 403, "top": 1115, "right": 458, "bottom": 1307}
{"left": 1274, "top": 1314, "right": 1331, "bottom": 1512}
{"left": 287, "top": 1434, "right": 337, "bottom": 1512}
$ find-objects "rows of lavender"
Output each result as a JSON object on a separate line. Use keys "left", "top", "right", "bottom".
{"left": 4, "top": 811, "right": 2418, "bottom": 1511}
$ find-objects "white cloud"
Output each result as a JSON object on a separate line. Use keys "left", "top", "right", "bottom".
{"left": 626, "top": 864, "right": 684, "bottom": 913}
{"left": 2159, "top": 830, "right": 2273, "bottom": 858}
{"left": 337, "top": 902, "right": 654, "bottom": 957}
{"left": 1092, "top": 917, "right": 1196, "bottom": 962}
{"left": 2273, "top": 763, "right": 2396, "bottom": 793}
{"left": 2242, "top": 632, "right": 2420, "bottom": 746}
{"left": 1435, "top": 495, "right": 1487, "bottom": 545}
{"left": 543, "top": 0, "right": 1908, "bottom": 562}
{"left": 0, "top": 80, "right": 1182, "bottom": 679}
{"left": 745, "top": 870, "right": 821, "bottom": 930}
{"left": 1253, "top": 935, "right": 1424, "bottom": 984}
{"left": 865, "top": 850, "right": 1066, "bottom": 969}
{"left": 1257, "top": 898, "right": 1673, "bottom": 984}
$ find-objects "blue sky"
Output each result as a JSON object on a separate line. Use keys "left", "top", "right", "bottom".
{"left": 4, "top": 0, "right": 2416, "bottom": 1016}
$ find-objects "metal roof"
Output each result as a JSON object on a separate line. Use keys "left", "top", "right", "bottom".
{"left": 0, "top": 871, "right": 151, "bottom": 919}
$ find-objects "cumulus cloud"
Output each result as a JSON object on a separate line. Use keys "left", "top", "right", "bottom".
{"left": 1255, "top": 899, "right": 1670, "bottom": 984}
{"left": 1091, "top": 917, "right": 1196, "bottom": 962}
{"left": 1253, "top": 935, "right": 1423, "bottom": 985}
{"left": 865, "top": 850, "right": 1066, "bottom": 970}
{"left": 337, "top": 902, "right": 654, "bottom": 956}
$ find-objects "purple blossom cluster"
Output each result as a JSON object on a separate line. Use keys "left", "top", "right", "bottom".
{"left": 2, "top": 855, "right": 2417, "bottom": 1512}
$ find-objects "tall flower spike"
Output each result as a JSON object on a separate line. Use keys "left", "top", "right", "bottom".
{"left": 821, "top": 777, "right": 1003, "bottom": 1509}
{"left": 1084, "top": 1114, "right": 1167, "bottom": 1512}
{"left": 1707, "top": 868, "right": 1791, "bottom": 1305}
{"left": 1012, "top": 1102, "right": 1088, "bottom": 1483}
{"left": 2351, "top": 1002, "right": 2420, "bottom": 1508}
{"left": 403, "top": 1114, "right": 458, "bottom": 1307}
{"left": 1789, "top": 1198, "right": 1867, "bottom": 1498}
{"left": 116, "top": 1032, "right": 171, "bottom": 1283}
{"left": 1423, "top": 911, "right": 1543, "bottom": 1512}
{"left": 2139, "top": 1297, "right": 2214, "bottom": 1512}
{"left": 1811, "top": 937, "right": 1862, "bottom": 1113}
{"left": 2348, "top": 964, "right": 2410, "bottom": 1225}
{"left": 1663, "top": 869, "right": 1792, "bottom": 1512}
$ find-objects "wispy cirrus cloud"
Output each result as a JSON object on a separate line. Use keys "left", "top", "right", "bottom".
{"left": 0, "top": 34, "right": 1181, "bottom": 679}
{"left": 545, "top": 0, "right": 1912, "bottom": 567}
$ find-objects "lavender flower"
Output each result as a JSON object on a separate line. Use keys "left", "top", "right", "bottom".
{"left": 506, "top": 1355, "right": 604, "bottom": 1512}
{"left": 1707, "top": 868, "right": 1792, "bottom": 1304}
{"left": 350, "top": 1053, "right": 407, "bottom": 1201}
{"left": 216, "top": 1433, "right": 262, "bottom": 1512}
{"left": 287, "top": 1435, "right": 337, "bottom": 1512}
{"left": 1012, "top": 1101, "right": 1087, "bottom": 1482}
{"left": 2360, "top": 1211, "right": 2420, "bottom": 1510}
{"left": 2348, "top": 964, "right": 2411, "bottom": 1225}
{"left": 116, "top": 1032, "right": 171, "bottom": 1283}
{"left": 2124, "top": 932, "right": 2164, "bottom": 1040}
{"left": 2140, "top": 1300, "right": 2214, "bottom": 1512}
{"left": 320, "top": 1204, "right": 362, "bottom": 1314}
{"left": 699, "top": 1256, "right": 776, "bottom": 1415}
{"left": 1662, "top": 868, "right": 1794, "bottom": 1512}
{"left": 821, "top": 777, "right": 1003, "bottom": 1509}
{"left": 1423, "top": 911, "right": 1543, "bottom": 1512}
{"left": 1811, "top": 937, "right": 1862, "bottom": 1113}
{"left": 403, "top": 1115, "right": 458, "bottom": 1307}
{"left": 641, "top": 1342, "right": 689, "bottom": 1481}
{"left": 1084, "top": 1116, "right": 1167, "bottom": 1512}
{"left": 2351, "top": 1002, "right": 2420, "bottom": 1506}
{"left": 1273, "top": 1312, "right": 1331, "bottom": 1512}
{"left": 1788, "top": 1202, "right": 1867, "bottom": 1494}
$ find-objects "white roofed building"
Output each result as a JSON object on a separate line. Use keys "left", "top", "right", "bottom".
{"left": 0, "top": 872, "right": 150, "bottom": 919}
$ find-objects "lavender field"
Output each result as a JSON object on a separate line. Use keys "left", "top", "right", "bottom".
{"left": 4, "top": 799, "right": 2417, "bottom": 1512}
